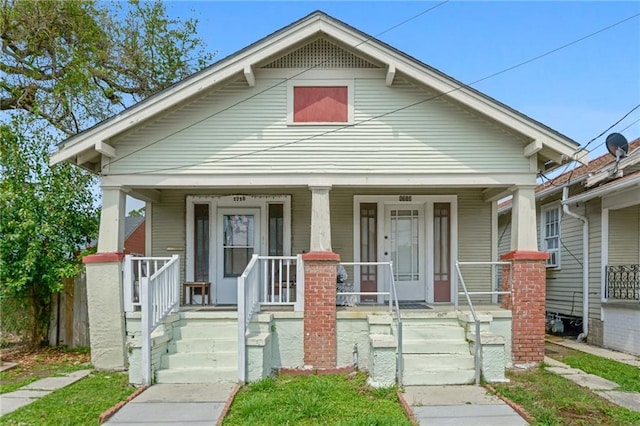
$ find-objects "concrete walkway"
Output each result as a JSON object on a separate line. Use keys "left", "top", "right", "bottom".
{"left": 104, "top": 383, "right": 237, "bottom": 425}
{"left": 0, "top": 369, "right": 92, "bottom": 417}
{"left": 402, "top": 385, "right": 528, "bottom": 425}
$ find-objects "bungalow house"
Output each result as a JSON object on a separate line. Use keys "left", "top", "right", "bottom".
{"left": 498, "top": 136, "right": 640, "bottom": 356}
{"left": 51, "top": 11, "right": 582, "bottom": 386}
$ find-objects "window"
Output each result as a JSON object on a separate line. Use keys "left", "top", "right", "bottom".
{"left": 287, "top": 80, "right": 353, "bottom": 124}
{"left": 541, "top": 205, "right": 561, "bottom": 268}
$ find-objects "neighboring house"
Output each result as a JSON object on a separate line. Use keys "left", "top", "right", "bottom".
{"left": 499, "top": 137, "right": 640, "bottom": 356}
{"left": 124, "top": 216, "right": 145, "bottom": 256}
{"left": 51, "top": 12, "right": 581, "bottom": 386}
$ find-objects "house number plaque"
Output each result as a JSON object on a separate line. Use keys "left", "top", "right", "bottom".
{"left": 233, "top": 196, "right": 246, "bottom": 202}
{"left": 398, "top": 195, "right": 412, "bottom": 202}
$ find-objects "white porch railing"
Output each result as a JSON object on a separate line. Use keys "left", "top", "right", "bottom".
{"left": 454, "top": 260, "right": 513, "bottom": 385}
{"left": 238, "top": 254, "right": 304, "bottom": 383}
{"left": 124, "top": 255, "right": 181, "bottom": 385}
{"left": 123, "top": 256, "right": 175, "bottom": 312}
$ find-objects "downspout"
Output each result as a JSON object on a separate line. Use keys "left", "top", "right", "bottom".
{"left": 562, "top": 187, "right": 589, "bottom": 342}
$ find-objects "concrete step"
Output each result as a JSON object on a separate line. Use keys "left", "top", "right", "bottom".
{"left": 179, "top": 311, "right": 238, "bottom": 321}
{"left": 160, "top": 352, "right": 237, "bottom": 369}
{"left": 402, "top": 325, "right": 466, "bottom": 340}
{"left": 402, "top": 339, "right": 470, "bottom": 355}
{"left": 173, "top": 324, "right": 237, "bottom": 339}
{"left": 155, "top": 367, "right": 238, "bottom": 384}
{"left": 402, "top": 368, "right": 476, "bottom": 386}
{"left": 403, "top": 353, "right": 475, "bottom": 370}
{"left": 168, "top": 337, "right": 237, "bottom": 353}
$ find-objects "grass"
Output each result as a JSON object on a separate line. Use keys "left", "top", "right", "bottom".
{"left": 0, "top": 346, "right": 91, "bottom": 394}
{"left": 551, "top": 351, "right": 640, "bottom": 393}
{"left": 492, "top": 366, "right": 640, "bottom": 426}
{"left": 222, "top": 372, "right": 412, "bottom": 426}
{"left": 0, "top": 371, "right": 137, "bottom": 426}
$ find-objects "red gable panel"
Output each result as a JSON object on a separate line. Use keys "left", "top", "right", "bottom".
{"left": 294, "top": 86, "right": 348, "bottom": 123}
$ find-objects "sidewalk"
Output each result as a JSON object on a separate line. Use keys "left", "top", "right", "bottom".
{"left": 0, "top": 369, "right": 92, "bottom": 417}
{"left": 104, "top": 383, "right": 237, "bottom": 425}
{"left": 401, "top": 385, "right": 528, "bottom": 426}
{"left": 545, "top": 338, "right": 640, "bottom": 413}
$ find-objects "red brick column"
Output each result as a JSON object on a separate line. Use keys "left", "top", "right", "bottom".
{"left": 500, "top": 250, "right": 548, "bottom": 367}
{"left": 302, "top": 251, "right": 339, "bottom": 369}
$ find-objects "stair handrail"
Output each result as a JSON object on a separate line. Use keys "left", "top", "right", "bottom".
{"left": 338, "top": 261, "right": 402, "bottom": 386}
{"left": 140, "top": 254, "right": 180, "bottom": 385}
{"left": 454, "top": 260, "right": 513, "bottom": 385}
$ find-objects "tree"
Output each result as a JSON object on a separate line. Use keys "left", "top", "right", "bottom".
{"left": 128, "top": 207, "right": 146, "bottom": 217}
{"left": 0, "top": 0, "right": 213, "bottom": 345}
{"left": 1, "top": 0, "right": 214, "bottom": 135}
{"left": 0, "top": 121, "right": 98, "bottom": 345}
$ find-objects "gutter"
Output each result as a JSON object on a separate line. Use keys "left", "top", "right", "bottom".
{"left": 564, "top": 174, "right": 640, "bottom": 205}
{"left": 562, "top": 186, "right": 589, "bottom": 342}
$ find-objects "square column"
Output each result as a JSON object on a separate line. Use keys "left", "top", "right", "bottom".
{"left": 83, "top": 187, "right": 127, "bottom": 370}
{"left": 510, "top": 186, "right": 538, "bottom": 251}
{"left": 501, "top": 250, "right": 548, "bottom": 367}
{"left": 309, "top": 186, "right": 332, "bottom": 252}
{"left": 302, "top": 251, "right": 339, "bottom": 368}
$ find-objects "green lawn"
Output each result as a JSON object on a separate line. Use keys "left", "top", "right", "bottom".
{"left": 557, "top": 352, "right": 640, "bottom": 393}
{"left": 491, "top": 366, "right": 640, "bottom": 426}
{"left": 0, "top": 371, "right": 136, "bottom": 426}
{"left": 222, "top": 372, "right": 412, "bottom": 426}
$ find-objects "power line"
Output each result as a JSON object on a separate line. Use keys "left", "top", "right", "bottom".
{"left": 107, "top": 11, "right": 640, "bottom": 175}
{"left": 102, "top": 2, "right": 450, "bottom": 172}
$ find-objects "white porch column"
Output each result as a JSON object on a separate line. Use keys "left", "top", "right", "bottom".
{"left": 309, "top": 186, "right": 332, "bottom": 252}
{"left": 510, "top": 186, "right": 538, "bottom": 251}
{"left": 97, "top": 187, "right": 126, "bottom": 253}
{"left": 84, "top": 186, "right": 127, "bottom": 370}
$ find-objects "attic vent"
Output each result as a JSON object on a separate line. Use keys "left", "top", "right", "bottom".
{"left": 262, "top": 38, "right": 379, "bottom": 69}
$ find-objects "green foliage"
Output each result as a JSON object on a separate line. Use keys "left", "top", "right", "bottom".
{"left": 0, "top": 121, "right": 98, "bottom": 345}
{"left": 0, "top": 371, "right": 135, "bottom": 425}
{"left": 1, "top": 0, "right": 214, "bottom": 135}
{"left": 222, "top": 373, "right": 411, "bottom": 426}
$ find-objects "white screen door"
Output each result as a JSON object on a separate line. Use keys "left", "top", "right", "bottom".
{"left": 384, "top": 205, "right": 425, "bottom": 301}
{"left": 217, "top": 208, "right": 261, "bottom": 304}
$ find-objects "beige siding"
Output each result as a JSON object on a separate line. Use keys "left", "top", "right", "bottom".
{"left": 497, "top": 212, "right": 511, "bottom": 257}
{"left": 608, "top": 205, "right": 640, "bottom": 264}
{"left": 107, "top": 73, "right": 530, "bottom": 175}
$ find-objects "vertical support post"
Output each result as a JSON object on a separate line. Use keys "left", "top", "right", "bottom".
{"left": 309, "top": 186, "right": 332, "bottom": 252}
{"left": 140, "top": 276, "right": 151, "bottom": 385}
{"left": 501, "top": 251, "right": 548, "bottom": 367}
{"left": 123, "top": 255, "right": 133, "bottom": 312}
{"left": 510, "top": 186, "right": 538, "bottom": 251}
{"left": 238, "top": 274, "right": 246, "bottom": 383}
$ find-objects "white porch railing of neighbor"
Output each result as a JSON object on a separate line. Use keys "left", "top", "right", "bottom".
{"left": 238, "top": 254, "right": 304, "bottom": 383}
{"left": 454, "top": 260, "right": 512, "bottom": 385}
{"left": 123, "top": 255, "right": 180, "bottom": 385}
{"left": 338, "top": 262, "right": 403, "bottom": 386}
{"left": 123, "top": 256, "right": 175, "bottom": 312}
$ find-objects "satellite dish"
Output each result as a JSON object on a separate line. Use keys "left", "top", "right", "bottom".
{"left": 606, "top": 133, "right": 629, "bottom": 160}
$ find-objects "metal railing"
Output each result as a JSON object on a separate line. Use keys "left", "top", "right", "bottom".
{"left": 454, "top": 260, "right": 513, "bottom": 385}
{"left": 237, "top": 254, "right": 304, "bottom": 383}
{"left": 338, "top": 262, "right": 403, "bottom": 386}
{"left": 123, "top": 256, "right": 175, "bottom": 312}
{"left": 132, "top": 255, "right": 181, "bottom": 385}
{"left": 606, "top": 264, "right": 640, "bottom": 302}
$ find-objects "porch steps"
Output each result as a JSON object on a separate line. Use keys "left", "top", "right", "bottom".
{"left": 156, "top": 312, "right": 238, "bottom": 384}
{"left": 400, "top": 316, "right": 476, "bottom": 386}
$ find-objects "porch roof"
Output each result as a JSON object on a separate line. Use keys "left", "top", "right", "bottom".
{"left": 51, "top": 11, "right": 581, "bottom": 173}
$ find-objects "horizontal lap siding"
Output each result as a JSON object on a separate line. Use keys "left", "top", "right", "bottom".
{"left": 544, "top": 199, "right": 602, "bottom": 321}
{"left": 107, "top": 75, "right": 529, "bottom": 175}
{"left": 608, "top": 205, "right": 640, "bottom": 264}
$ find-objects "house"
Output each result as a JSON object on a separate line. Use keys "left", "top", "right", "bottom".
{"left": 51, "top": 11, "right": 582, "bottom": 386}
{"left": 124, "top": 215, "right": 145, "bottom": 256}
{"left": 499, "top": 136, "right": 640, "bottom": 356}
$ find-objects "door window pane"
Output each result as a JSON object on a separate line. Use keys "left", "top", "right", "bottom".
{"left": 390, "top": 209, "right": 419, "bottom": 281}
{"left": 223, "top": 214, "right": 255, "bottom": 277}
{"left": 194, "top": 204, "right": 209, "bottom": 281}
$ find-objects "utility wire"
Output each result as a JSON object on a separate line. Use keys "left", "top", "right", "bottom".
{"left": 108, "top": 10, "right": 640, "bottom": 175}
{"left": 102, "top": 1, "right": 450, "bottom": 172}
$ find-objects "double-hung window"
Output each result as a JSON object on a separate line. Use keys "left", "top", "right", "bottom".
{"left": 541, "top": 205, "right": 561, "bottom": 268}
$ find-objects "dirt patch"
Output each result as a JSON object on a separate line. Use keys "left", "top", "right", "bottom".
{"left": 545, "top": 341, "right": 580, "bottom": 362}
{"left": 0, "top": 345, "right": 90, "bottom": 387}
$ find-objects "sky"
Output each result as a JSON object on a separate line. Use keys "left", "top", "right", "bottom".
{"left": 165, "top": 0, "right": 640, "bottom": 157}
{"left": 130, "top": 1, "right": 640, "bottom": 212}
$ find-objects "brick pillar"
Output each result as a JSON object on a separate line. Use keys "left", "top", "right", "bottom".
{"left": 302, "top": 251, "right": 339, "bottom": 369}
{"left": 500, "top": 250, "right": 548, "bottom": 367}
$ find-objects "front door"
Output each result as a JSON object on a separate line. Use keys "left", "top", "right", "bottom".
{"left": 384, "top": 205, "right": 426, "bottom": 301}
{"left": 217, "top": 208, "right": 261, "bottom": 304}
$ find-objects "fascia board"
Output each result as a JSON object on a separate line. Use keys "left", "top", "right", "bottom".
{"left": 563, "top": 174, "right": 640, "bottom": 205}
